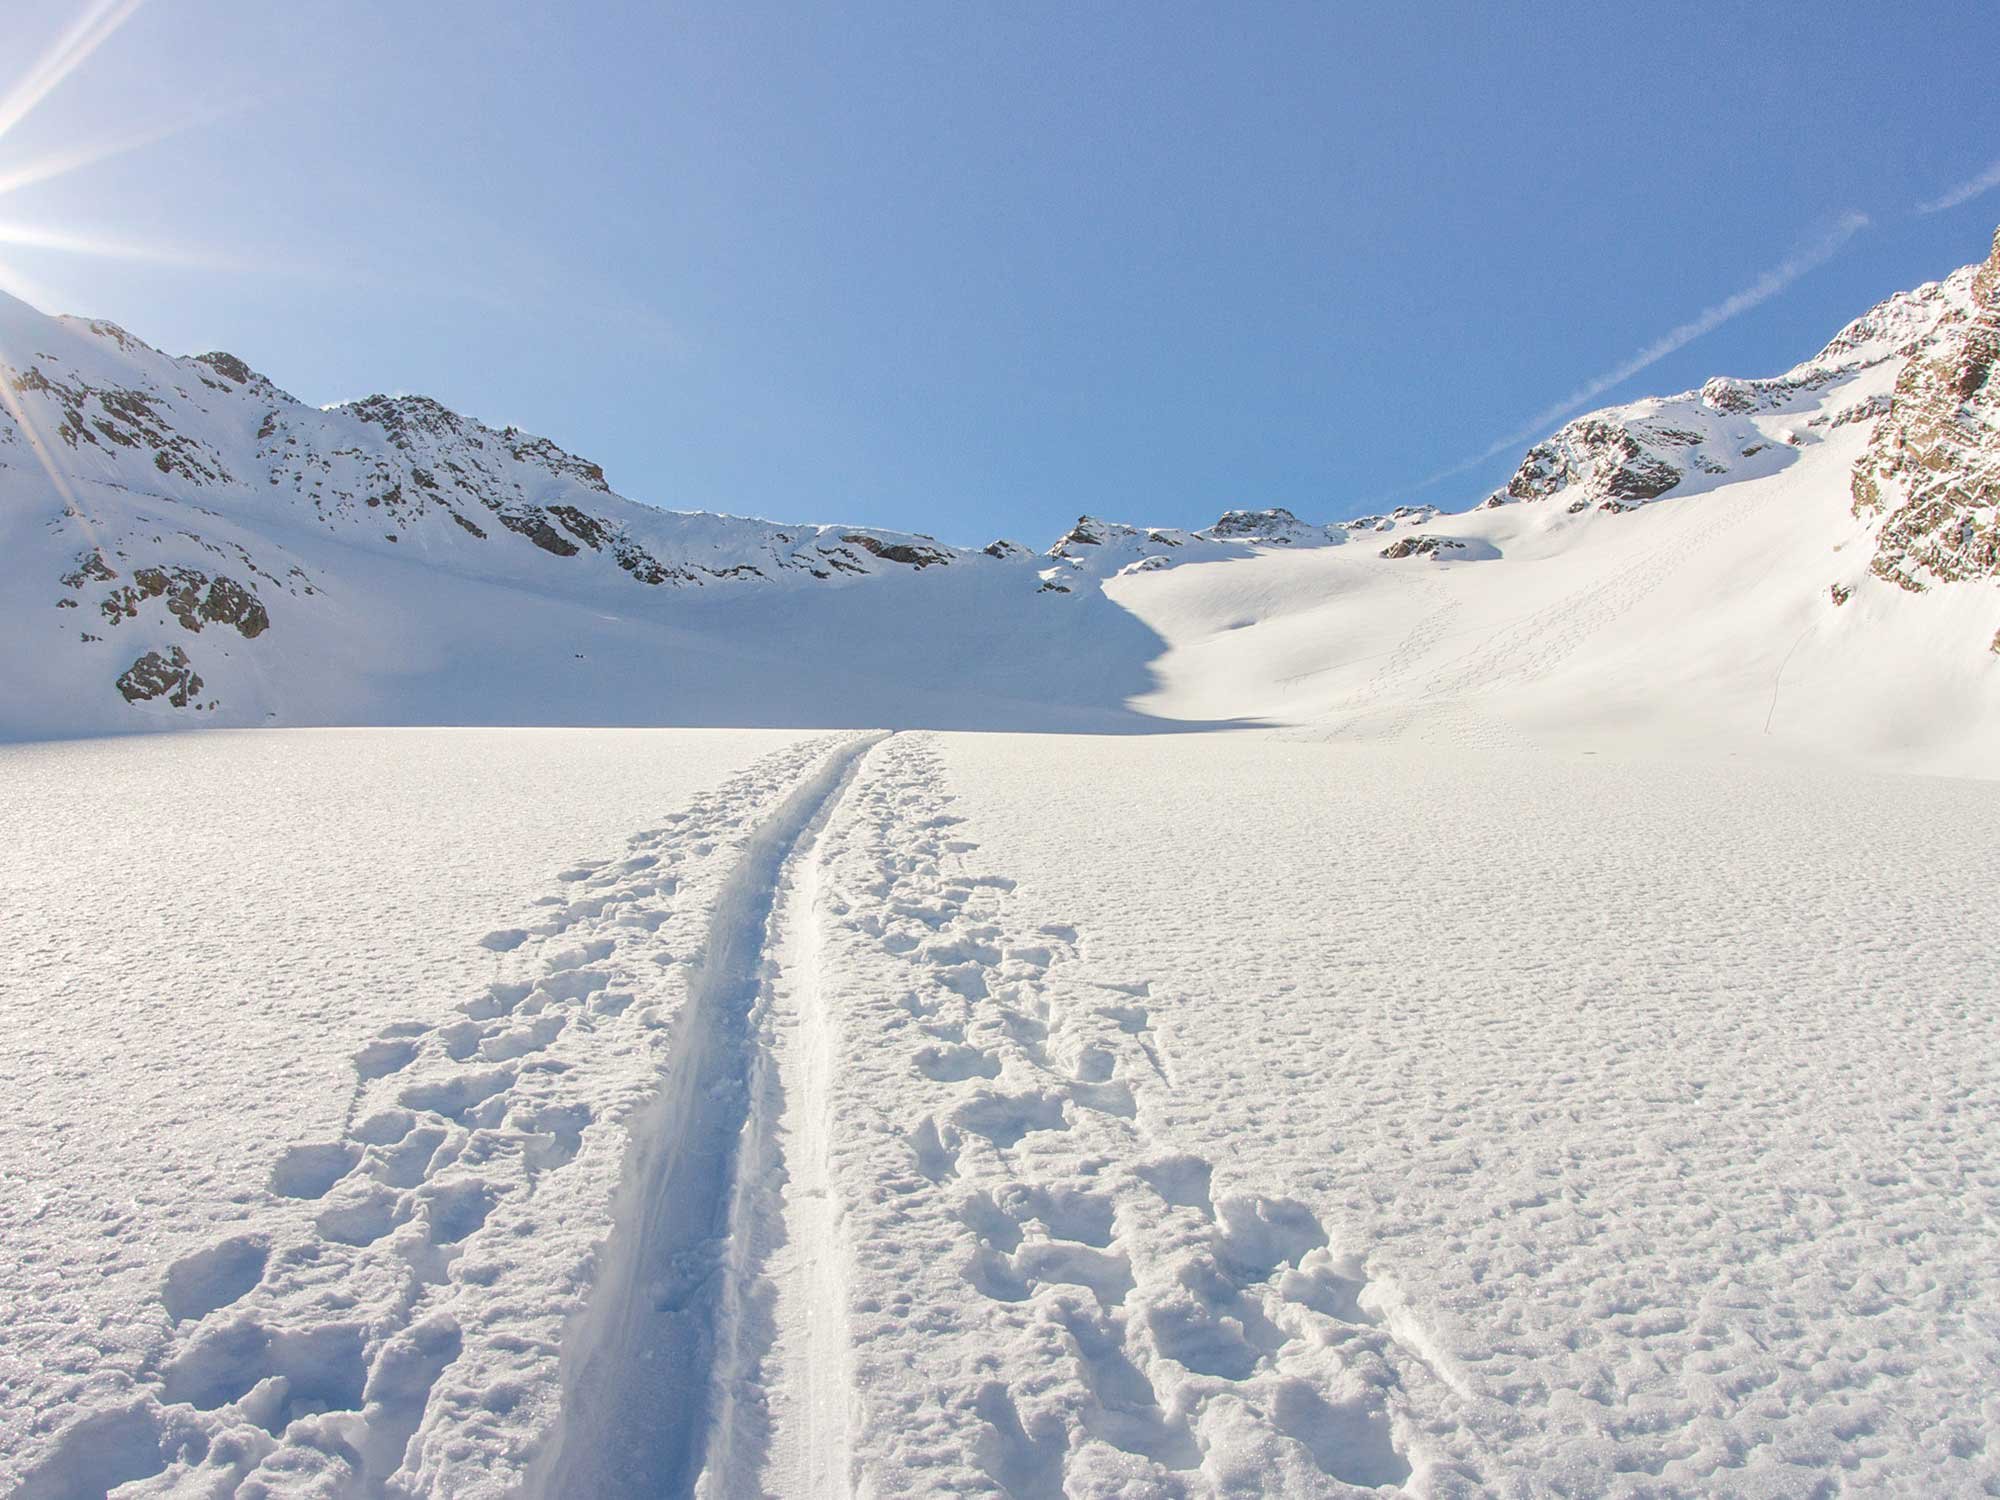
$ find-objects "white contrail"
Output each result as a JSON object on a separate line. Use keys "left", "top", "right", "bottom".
{"left": 1402, "top": 212, "right": 1872, "bottom": 496}
{"left": 1918, "top": 157, "right": 2000, "bottom": 215}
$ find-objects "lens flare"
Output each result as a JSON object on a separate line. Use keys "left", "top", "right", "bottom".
{"left": 0, "top": 108, "right": 222, "bottom": 200}
{"left": 0, "top": 0, "right": 151, "bottom": 148}
{"left": 0, "top": 0, "right": 158, "bottom": 548}
{"left": 0, "top": 0, "right": 247, "bottom": 309}
{"left": 0, "top": 220, "right": 262, "bottom": 273}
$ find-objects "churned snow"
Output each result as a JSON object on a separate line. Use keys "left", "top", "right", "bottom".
{"left": 5, "top": 726, "right": 1997, "bottom": 1496}
{"left": 0, "top": 729, "right": 813, "bottom": 1495}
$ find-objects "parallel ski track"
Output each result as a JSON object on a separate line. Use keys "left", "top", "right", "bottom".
{"left": 527, "top": 731, "right": 887, "bottom": 1500}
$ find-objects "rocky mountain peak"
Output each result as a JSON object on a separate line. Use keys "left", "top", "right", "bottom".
{"left": 1204, "top": 507, "right": 1324, "bottom": 544}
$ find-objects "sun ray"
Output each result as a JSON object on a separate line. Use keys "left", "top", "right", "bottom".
{"left": 0, "top": 220, "right": 263, "bottom": 274}
{"left": 0, "top": 332, "right": 87, "bottom": 521}
{"left": 0, "top": 104, "right": 230, "bottom": 200}
{"left": 0, "top": 0, "right": 151, "bottom": 147}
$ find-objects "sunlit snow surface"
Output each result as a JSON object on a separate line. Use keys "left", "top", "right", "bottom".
{"left": 5, "top": 728, "right": 1997, "bottom": 1497}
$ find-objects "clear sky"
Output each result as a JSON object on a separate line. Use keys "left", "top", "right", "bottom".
{"left": 3, "top": 0, "right": 1997, "bottom": 545}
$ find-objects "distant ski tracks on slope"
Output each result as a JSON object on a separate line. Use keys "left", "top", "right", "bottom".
{"left": 26, "top": 732, "right": 1450, "bottom": 1498}
{"left": 1325, "top": 488, "right": 1772, "bottom": 752}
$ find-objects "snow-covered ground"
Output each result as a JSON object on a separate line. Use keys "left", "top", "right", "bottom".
{"left": 0, "top": 729, "right": 813, "bottom": 1495}
{"left": 6, "top": 727, "right": 1996, "bottom": 1497}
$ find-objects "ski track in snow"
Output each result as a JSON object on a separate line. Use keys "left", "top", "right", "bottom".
{"left": 12, "top": 734, "right": 857, "bottom": 1497}
{"left": 523, "top": 730, "right": 887, "bottom": 1499}
{"left": 1328, "top": 475, "right": 1763, "bottom": 754}
{"left": 13, "top": 730, "right": 1465, "bottom": 1498}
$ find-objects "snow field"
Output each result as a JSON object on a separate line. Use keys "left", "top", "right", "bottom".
{"left": 6, "top": 725, "right": 1999, "bottom": 1497}
{"left": 0, "top": 729, "right": 815, "bottom": 1496}
{"left": 933, "top": 731, "right": 2000, "bottom": 1495}
{"left": 1107, "top": 355, "right": 2000, "bottom": 776}
{"left": 787, "top": 732, "right": 1428, "bottom": 1496}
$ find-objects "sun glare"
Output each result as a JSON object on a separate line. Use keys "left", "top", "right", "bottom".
{"left": 0, "top": 0, "right": 163, "bottom": 529}
{"left": 0, "top": 0, "right": 250, "bottom": 308}
{"left": 0, "top": 0, "right": 149, "bottom": 145}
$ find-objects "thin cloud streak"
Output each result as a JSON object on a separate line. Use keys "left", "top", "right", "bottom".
{"left": 1918, "top": 158, "right": 2000, "bottom": 215}
{"left": 1401, "top": 212, "right": 1872, "bottom": 498}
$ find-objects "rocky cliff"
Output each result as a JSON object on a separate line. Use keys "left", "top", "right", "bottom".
{"left": 1850, "top": 227, "right": 2000, "bottom": 620}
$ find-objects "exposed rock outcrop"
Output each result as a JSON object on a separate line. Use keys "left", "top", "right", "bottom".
{"left": 1380, "top": 534, "right": 1466, "bottom": 560}
{"left": 839, "top": 533, "right": 954, "bottom": 569}
{"left": 1481, "top": 254, "right": 1981, "bottom": 519}
{"left": 1851, "top": 227, "right": 2000, "bottom": 592}
{"left": 99, "top": 566, "right": 269, "bottom": 638}
{"left": 116, "top": 646, "right": 204, "bottom": 707}
{"left": 1206, "top": 507, "right": 1320, "bottom": 544}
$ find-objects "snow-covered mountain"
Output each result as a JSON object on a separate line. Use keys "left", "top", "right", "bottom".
{"left": 4, "top": 227, "right": 1998, "bottom": 766}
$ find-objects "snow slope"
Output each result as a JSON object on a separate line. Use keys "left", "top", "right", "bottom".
{"left": 5, "top": 229, "right": 1999, "bottom": 772}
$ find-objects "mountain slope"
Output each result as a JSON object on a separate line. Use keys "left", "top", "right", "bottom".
{"left": 3, "top": 230, "right": 1997, "bottom": 770}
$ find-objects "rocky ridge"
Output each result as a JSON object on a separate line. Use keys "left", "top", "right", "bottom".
{"left": 1481, "top": 264, "right": 1980, "bottom": 517}
{"left": 1850, "top": 226, "right": 2000, "bottom": 614}
{"left": 5, "top": 225, "right": 1999, "bottom": 725}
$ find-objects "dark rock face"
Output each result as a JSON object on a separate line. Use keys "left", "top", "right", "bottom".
{"left": 497, "top": 511, "right": 581, "bottom": 557}
{"left": 1379, "top": 534, "right": 1466, "bottom": 559}
{"left": 1058, "top": 517, "right": 1110, "bottom": 547}
{"left": 1497, "top": 419, "right": 1684, "bottom": 510}
{"left": 116, "top": 646, "right": 203, "bottom": 707}
{"left": 1852, "top": 226, "right": 2000, "bottom": 596}
{"left": 840, "top": 533, "right": 953, "bottom": 569}
{"left": 193, "top": 352, "right": 258, "bottom": 386}
{"left": 549, "top": 505, "right": 610, "bottom": 549}
{"left": 99, "top": 567, "right": 269, "bottom": 638}
{"left": 201, "top": 576, "right": 270, "bottom": 638}
{"left": 1048, "top": 517, "right": 1159, "bottom": 558}
{"left": 60, "top": 550, "right": 118, "bottom": 588}
{"left": 1700, "top": 378, "right": 1762, "bottom": 414}
{"left": 8, "top": 363, "right": 233, "bottom": 484}
{"left": 1818, "top": 393, "right": 1892, "bottom": 429}
{"left": 1207, "top": 507, "right": 1310, "bottom": 542}
{"left": 612, "top": 539, "right": 686, "bottom": 585}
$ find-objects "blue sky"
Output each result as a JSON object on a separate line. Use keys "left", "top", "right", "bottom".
{"left": 2, "top": 0, "right": 1997, "bottom": 545}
